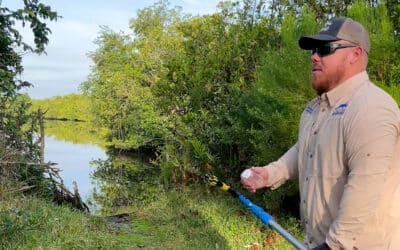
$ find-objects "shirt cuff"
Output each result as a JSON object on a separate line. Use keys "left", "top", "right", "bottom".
{"left": 263, "top": 159, "right": 290, "bottom": 189}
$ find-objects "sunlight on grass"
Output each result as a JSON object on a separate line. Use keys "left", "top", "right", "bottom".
{"left": 0, "top": 187, "right": 303, "bottom": 249}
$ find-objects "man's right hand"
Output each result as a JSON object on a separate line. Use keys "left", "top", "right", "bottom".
{"left": 240, "top": 167, "right": 269, "bottom": 193}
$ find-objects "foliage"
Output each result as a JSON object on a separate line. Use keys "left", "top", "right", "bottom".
{"left": 231, "top": 9, "right": 317, "bottom": 166}
{"left": 122, "top": 188, "right": 303, "bottom": 249}
{"left": 0, "top": 0, "right": 59, "bottom": 204}
{"left": 90, "top": 149, "right": 162, "bottom": 212}
{"left": 1, "top": 1, "right": 398, "bottom": 247}
{"left": 0, "top": 195, "right": 142, "bottom": 249}
{"left": 0, "top": 208, "right": 32, "bottom": 244}
{"left": 0, "top": 94, "right": 53, "bottom": 197}
{"left": 43, "top": 120, "right": 108, "bottom": 148}
{"left": 0, "top": 94, "right": 36, "bottom": 152}
{"left": 31, "top": 94, "right": 94, "bottom": 121}
{"left": 0, "top": 187, "right": 303, "bottom": 249}
{"left": 81, "top": 26, "right": 174, "bottom": 150}
{"left": 378, "top": 64, "right": 400, "bottom": 106}
{"left": 82, "top": 0, "right": 400, "bottom": 211}
{"left": 0, "top": 0, "right": 58, "bottom": 97}
{"left": 386, "top": 0, "right": 400, "bottom": 36}
{"left": 348, "top": 0, "right": 399, "bottom": 83}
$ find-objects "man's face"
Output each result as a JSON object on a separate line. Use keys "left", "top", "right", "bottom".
{"left": 310, "top": 40, "right": 356, "bottom": 95}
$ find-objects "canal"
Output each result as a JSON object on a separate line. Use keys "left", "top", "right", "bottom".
{"left": 43, "top": 120, "right": 159, "bottom": 213}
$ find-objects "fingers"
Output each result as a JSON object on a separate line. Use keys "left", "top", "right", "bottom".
{"left": 241, "top": 166, "right": 269, "bottom": 193}
{"left": 241, "top": 173, "right": 258, "bottom": 193}
{"left": 250, "top": 166, "right": 268, "bottom": 181}
{"left": 250, "top": 166, "right": 266, "bottom": 175}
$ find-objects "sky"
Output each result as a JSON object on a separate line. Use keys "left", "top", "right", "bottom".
{"left": 3, "top": 0, "right": 220, "bottom": 99}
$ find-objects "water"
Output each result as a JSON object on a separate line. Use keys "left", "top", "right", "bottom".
{"left": 43, "top": 121, "right": 159, "bottom": 213}
{"left": 44, "top": 135, "right": 107, "bottom": 202}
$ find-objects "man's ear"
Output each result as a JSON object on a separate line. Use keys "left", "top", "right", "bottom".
{"left": 349, "top": 46, "right": 363, "bottom": 64}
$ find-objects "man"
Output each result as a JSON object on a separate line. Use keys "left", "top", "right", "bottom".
{"left": 241, "top": 18, "right": 400, "bottom": 250}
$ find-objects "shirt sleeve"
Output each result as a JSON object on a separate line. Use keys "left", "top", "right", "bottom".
{"left": 264, "top": 142, "right": 299, "bottom": 189}
{"left": 326, "top": 102, "right": 400, "bottom": 249}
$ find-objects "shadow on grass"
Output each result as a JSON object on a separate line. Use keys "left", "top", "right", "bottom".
{"left": 100, "top": 188, "right": 232, "bottom": 249}
{"left": 90, "top": 149, "right": 230, "bottom": 249}
{"left": 90, "top": 149, "right": 303, "bottom": 249}
{"left": 157, "top": 189, "right": 231, "bottom": 249}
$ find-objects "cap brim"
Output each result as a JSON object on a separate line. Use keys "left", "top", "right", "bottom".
{"left": 298, "top": 34, "right": 340, "bottom": 50}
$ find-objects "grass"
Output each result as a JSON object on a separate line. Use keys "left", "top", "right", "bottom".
{"left": 0, "top": 186, "right": 303, "bottom": 249}
{"left": 0, "top": 195, "right": 138, "bottom": 249}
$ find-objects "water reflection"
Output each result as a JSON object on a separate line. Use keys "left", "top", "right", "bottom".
{"left": 90, "top": 149, "right": 161, "bottom": 214}
{"left": 44, "top": 120, "right": 161, "bottom": 214}
{"left": 44, "top": 136, "right": 107, "bottom": 202}
{"left": 44, "top": 120, "right": 107, "bottom": 149}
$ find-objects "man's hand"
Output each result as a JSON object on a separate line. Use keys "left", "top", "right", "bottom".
{"left": 240, "top": 167, "right": 269, "bottom": 193}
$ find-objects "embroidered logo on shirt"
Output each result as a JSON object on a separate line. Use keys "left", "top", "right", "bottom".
{"left": 332, "top": 103, "right": 348, "bottom": 115}
{"left": 305, "top": 106, "right": 313, "bottom": 114}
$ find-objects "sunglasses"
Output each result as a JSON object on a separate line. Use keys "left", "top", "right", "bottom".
{"left": 311, "top": 43, "right": 357, "bottom": 57}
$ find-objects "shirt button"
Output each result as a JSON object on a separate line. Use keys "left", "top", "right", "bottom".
{"left": 306, "top": 177, "right": 309, "bottom": 181}
{"left": 310, "top": 154, "right": 313, "bottom": 158}
{"left": 313, "top": 131, "right": 317, "bottom": 135}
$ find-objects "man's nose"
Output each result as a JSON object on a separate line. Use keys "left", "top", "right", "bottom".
{"left": 311, "top": 52, "right": 320, "bottom": 62}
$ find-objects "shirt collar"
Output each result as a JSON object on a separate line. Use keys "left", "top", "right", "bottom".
{"left": 325, "top": 71, "right": 369, "bottom": 108}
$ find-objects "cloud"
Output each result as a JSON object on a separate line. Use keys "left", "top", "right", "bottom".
{"left": 179, "top": 0, "right": 220, "bottom": 15}
{"left": 18, "top": 20, "right": 95, "bottom": 99}
{"left": 10, "top": 0, "right": 221, "bottom": 99}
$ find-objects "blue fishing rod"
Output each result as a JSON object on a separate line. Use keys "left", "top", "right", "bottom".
{"left": 205, "top": 174, "right": 308, "bottom": 250}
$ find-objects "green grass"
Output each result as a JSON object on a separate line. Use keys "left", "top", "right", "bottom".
{"left": 0, "top": 187, "right": 303, "bottom": 249}
{"left": 0, "top": 195, "right": 139, "bottom": 249}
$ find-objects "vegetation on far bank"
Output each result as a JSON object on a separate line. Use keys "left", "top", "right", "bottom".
{"left": 31, "top": 94, "right": 94, "bottom": 122}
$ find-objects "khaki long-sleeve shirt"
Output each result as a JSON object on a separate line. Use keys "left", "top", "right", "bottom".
{"left": 264, "top": 71, "right": 400, "bottom": 249}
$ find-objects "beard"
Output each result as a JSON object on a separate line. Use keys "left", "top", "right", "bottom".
{"left": 311, "top": 63, "right": 346, "bottom": 95}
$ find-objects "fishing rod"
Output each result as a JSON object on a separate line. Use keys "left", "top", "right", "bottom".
{"left": 205, "top": 174, "right": 308, "bottom": 250}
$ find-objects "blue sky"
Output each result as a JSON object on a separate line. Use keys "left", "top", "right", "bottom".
{"left": 3, "top": 0, "right": 220, "bottom": 99}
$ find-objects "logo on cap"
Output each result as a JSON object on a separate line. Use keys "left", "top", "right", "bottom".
{"left": 320, "top": 21, "right": 333, "bottom": 32}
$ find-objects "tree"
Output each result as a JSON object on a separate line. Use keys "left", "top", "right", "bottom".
{"left": 0, "top": 0, "right": 58, "bottom": 194}
{"left": 82, "top": 26, "right": 175, "bottom": 150}
{"left": 82, "top": 0, "right": 398, "bottom": 213}
{"left": 347, "top": 0, "right": 399, "bottom": 83}
{"left": 386, "top": 0, "right": 400, "bottom": 36}
{"left": 0, "top": 0, "right": 58, "bottom": 97}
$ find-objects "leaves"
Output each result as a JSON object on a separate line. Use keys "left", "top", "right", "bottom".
{"left": 82, "top": 1, "right": 400, "bottom": 198}
{"left": 0, "top": 1, "right": 58, "bottom": 97}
